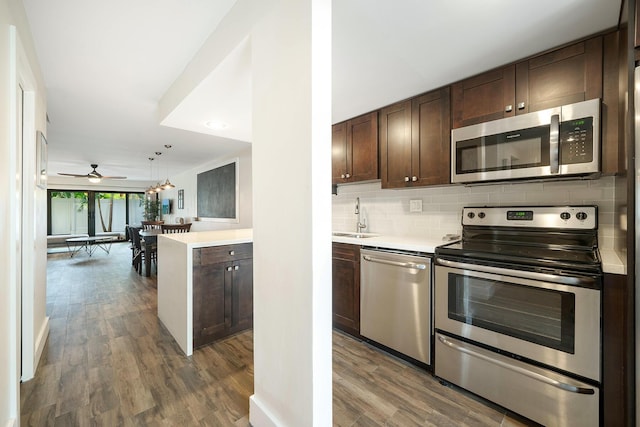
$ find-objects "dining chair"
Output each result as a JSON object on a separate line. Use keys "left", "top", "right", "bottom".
{"left": 161, "top": 223, "right": 192, "bottom": 233}
{"left": 130, "top": 226, "right": 156, "bottom": 274}
{"left": 141, "top": 220, "right": 164, "bottom": 230}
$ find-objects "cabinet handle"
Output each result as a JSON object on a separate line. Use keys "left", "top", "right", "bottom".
{"left": 234, "top": 265, "right": 239, "bottom": 271}
{"left": 345, "top": 173, "right": 351, "bottom": 178}
{"left": 341, "top": 173, "right": 346, "bottom": 179}
{"left": 227, "top": 266, "right": 232, "bottom": 271}
{"left": 229, "top": 250, "right": 235, "bottom": 255}
{"left": 411, "top": 176, "right": 417, "bottom": 182}
{"left": 517, "top": 102, "right": 525, "bottom": 110}
{"left": 404, "top": 176, "right": 409, "bottom": 182}
{"left": 505, "top": 104, "right": 513, "bottom": 112}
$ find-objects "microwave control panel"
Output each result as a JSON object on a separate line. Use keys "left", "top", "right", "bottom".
{"left": 559, "top": 117, "right": 593, "bottom": 164}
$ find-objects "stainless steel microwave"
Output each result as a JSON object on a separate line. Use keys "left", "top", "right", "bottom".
{"left": 451, "top": 99, "right": 600, "bottom": 184}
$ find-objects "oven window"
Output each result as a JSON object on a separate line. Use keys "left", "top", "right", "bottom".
{"left": 447, "top": 274, "right": 575, "bottom": 353}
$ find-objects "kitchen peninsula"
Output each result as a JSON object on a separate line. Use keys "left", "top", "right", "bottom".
{"left": 157, "top": 228, "right": 253, "bottom": 356}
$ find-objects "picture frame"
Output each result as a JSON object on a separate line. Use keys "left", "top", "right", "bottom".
{"left": 178, "top": 189, "right": 184, "bottom": 209}
{"left": 196, "top": 159, "right": 238, "bottom": 223}
{"left": 36, "top": 131, "right": 48, "bottom": 189}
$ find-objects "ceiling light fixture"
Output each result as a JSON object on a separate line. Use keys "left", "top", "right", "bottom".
{"left": 161, "top": 144, "right": 176, "bottom": 190}
{"left": 204, "top": 120, "right": 229, "bottom": 130}
{"left": 153, "top": 151, "right": 163, "bottom": 192}
{"left": 88, "top": 176, "right": 101, "bottom": 184}
{"left": 146, "top": 157, "right": 156, "bottom": 195}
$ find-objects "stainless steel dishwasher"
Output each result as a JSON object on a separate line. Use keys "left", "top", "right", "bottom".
{"left": 360, "top": 248, "right": 432, "bottom": 365}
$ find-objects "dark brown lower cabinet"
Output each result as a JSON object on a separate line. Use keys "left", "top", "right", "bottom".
{"left": 193, "top": 243, "right": 253, "bottom": 348}
{"left": 332, "top": 243, "right": 360, "bottom": 337}
{"left": 602, "top": 272, "right": 633, "bottom": 426}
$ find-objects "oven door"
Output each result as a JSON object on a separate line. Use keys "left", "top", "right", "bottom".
{"left": 435, "top": 260, "right": 601, "bottom": 382}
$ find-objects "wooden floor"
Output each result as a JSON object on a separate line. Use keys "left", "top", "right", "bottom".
{"left": 22, "top": 242, "right": 530, "bottom": 426}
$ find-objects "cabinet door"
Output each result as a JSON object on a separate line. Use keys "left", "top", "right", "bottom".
{"left": 193, "top": 262, "right": 229, "bottom": 347}
{"left": 347, "top": 111, "right": 379, "bottom": 182}
{"left": 411, "top": 87, "right": 451, "bottom": 186}
{"left": 332, "top": 122, "right": 348, "bottom": 184}
{"left": 451, "top": 65, "right": 515, "bottom": 128}
{"left": 230, "top": 258, "right": 253, "bottom": 333}
{"left": 380, "top": 100, "right": 412, "bottom": 188}
{"left": 332, "top": 243, "right": 360, "bottom": 336}
{"left": 516, "top": 37, "right": 603, "bottom": 114}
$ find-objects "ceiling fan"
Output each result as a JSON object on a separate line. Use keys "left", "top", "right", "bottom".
{"left": 57, "top": 164, "right": 127, "bottom": 183}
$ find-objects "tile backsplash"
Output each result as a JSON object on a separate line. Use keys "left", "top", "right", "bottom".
{"left": 332, "top": 176, "right": 618, "bottom": 249}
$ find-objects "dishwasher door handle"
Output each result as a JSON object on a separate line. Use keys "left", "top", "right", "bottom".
{"left": 362, "top": 254, "right": 427, "bottom": 270}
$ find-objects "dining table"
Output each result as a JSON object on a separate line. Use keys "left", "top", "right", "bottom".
{"left": 139, "top": 229, "right": 162, "bottom": 277}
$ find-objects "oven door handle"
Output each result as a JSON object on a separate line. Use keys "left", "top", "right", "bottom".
{"left": 435, "top": 258, "right": 597, "bottom": 287}
{"left": 363, "top": 255, "right": 427, "bottom": 270}
{"left": 437, "top": 334, "right": 596, "bottom": 395}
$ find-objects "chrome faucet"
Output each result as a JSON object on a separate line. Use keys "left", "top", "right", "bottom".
{"left": 355, "top": 197, "right": 367, "bottom": 233}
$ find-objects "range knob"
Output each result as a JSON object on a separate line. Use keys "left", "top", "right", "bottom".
{"left": 478, "top": 212, "right": 486, "bottom": 219}
{"left": 560, "top": 212, "right": 571, "bottom": 220}
{"left": 467, "top": 212, "right": 475, "bottom": 219}
{"left": 576, "top": 211, "right": 588, "bottom": 221}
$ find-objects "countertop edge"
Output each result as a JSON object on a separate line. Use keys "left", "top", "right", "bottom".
{"left": 333, "top": 236, "right": 627, "bottom": 276}
{"left": 158, "top": 229, "right": 253, "bottom": 249}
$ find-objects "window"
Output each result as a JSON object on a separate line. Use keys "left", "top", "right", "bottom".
{"left": 48, "top": 190, "right": 145, "bottom": 237}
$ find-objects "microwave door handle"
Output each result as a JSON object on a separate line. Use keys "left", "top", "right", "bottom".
{"left": 549, "top": 114, "right": 560, "bottom": 174}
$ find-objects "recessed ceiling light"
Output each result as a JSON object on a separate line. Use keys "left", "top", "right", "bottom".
{"left": 205, "top": 120, "right": 229, "bottom": 130}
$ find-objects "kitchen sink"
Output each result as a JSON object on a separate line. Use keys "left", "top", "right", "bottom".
{"left": 332, "top": 232, "right": 379, "bottom": 239}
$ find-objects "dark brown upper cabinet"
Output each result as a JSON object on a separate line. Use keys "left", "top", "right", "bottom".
{"left": 380, "top": 87, "right": 450, "bottom": 188}
{"left": 332, "top": 111, "right": 379, "bottom": 185}
{"left": 452, "top": 37, "right": 603, "bottom": 129}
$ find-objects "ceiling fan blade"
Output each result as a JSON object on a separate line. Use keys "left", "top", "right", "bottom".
{"left": 58, "top": 173, "right": 90, "bottom": 178}
{"left": 58, "top": 164, "right": 127, "bottom": 180}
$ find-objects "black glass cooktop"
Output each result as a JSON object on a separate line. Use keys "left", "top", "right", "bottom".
{"left": 436, "top": 228, "right": 602, "bottom": 274}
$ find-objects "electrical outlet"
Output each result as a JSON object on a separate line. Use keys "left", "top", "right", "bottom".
{"left": 409, "top": 199, "right": 423, "bottom": 213}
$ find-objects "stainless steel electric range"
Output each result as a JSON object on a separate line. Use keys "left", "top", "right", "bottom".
{"left": 434, "top": 206, "right": 602, "bottom": 426}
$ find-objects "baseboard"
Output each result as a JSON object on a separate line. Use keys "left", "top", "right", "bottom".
{"left": 249, "top": 395, "right": 282, "bottom": 427}
{"left": 34, "top": 316, "right": 50, "bottom": 373}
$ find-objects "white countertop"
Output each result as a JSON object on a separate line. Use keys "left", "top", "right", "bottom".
{"left": 158, "top": 228, "right": 252, "bottom": 249}
{"left": 332, "top": 231, "right": 626, "bottom": 275}
{"left": 159, "top": 228, "right": 625, "bottom": 275}
{"left": 599, "top": 249, "right": 627, "bottom": 275}
{"left": 332, "top": 231, "right": 450, "bottom": 254}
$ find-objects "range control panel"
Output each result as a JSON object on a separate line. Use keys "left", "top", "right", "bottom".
{"left": 462, "top": 206, "right": 597, "bottom": 230}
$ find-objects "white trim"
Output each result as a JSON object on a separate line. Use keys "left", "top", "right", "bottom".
{"left": 249, "top": 395, "right": 281, "bottom": 427}
{"left": 33, "top": 317, "right": 49, "bottom": 375}
{"left": 8, "top": 24, "right": 21, "bottom": 426}
{"left": 5, "top": 418, "right": 17, "bottom": 427}
{"left": 17, "top": 33, "right": 38, "bottom": 383}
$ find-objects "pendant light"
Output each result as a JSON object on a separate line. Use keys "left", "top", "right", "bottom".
{"left": 161, "top": 144, "right": 176, "bottom": 190}
{"left": 146, "top": 157, "right": 156, "bottom": 195}
{"left": 153, "top": 151, "right": 163, "bottom": 192}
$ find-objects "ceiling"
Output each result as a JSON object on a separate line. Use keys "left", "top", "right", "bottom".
{"left": 22, "top": 0, "right": 622, "bottom": 182}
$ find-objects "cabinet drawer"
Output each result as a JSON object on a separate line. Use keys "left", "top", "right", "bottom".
{"left": 332, "top": 242, "right": 360, "bottom": 262}
{"left": 193, "top": 243, "right": 253, "bottom": 266}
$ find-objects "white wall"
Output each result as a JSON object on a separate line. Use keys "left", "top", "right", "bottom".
{"left": 159, "top": 146, "right": 253, "bottom": 231}
{"left": 250, "top": 0, "right": 332, "bottom": 425}
{"left": 333, "top": 176, "right": 620, "bottom": 250}
{"left": 0, "top": 0, "right": 47, "bottom": 423}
